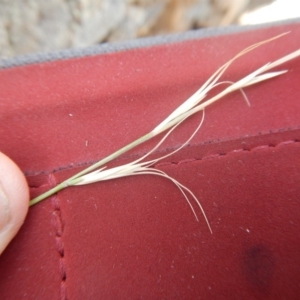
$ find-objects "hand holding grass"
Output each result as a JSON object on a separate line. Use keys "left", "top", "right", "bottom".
{"left": 0, "top": 152, "right": 29, "bottom": 255}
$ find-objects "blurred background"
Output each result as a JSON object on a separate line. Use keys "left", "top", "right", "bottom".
{"left": 0, "top": 0, "right": 299, "bottom": 59}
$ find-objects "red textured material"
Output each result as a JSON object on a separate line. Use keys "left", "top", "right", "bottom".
{"left": 0, "top": 23, "right": 300, "bottom": 300}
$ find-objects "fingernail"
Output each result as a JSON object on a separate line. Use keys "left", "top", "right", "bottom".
{"left": 0, "top": 182, "right": 11, "bottom": 232}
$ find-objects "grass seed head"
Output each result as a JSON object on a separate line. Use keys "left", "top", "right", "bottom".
{"left": 29, "top": 32, "right": 300, "bottom": 233}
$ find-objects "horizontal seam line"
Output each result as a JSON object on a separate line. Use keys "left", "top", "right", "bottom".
{"left": 154, "top": 139, "right": 300, "bottom": 168}
{"left": 25, "top": 128, "right": 300, "bottom": 177}
{"left": 28, "top": 139, "right": 299, "bottom": 189}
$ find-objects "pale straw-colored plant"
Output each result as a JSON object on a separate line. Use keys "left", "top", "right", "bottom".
{"left": 30, "top": 33, "right": 300, "bottom": 232}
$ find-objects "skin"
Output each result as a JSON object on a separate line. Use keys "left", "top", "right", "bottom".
{"left": 0, "top": 152, "right": 29, "bottom": 255}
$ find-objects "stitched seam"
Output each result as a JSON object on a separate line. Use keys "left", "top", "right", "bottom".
{"left": 48, "top": 174, "right": 68, "bottom": 300}
{"left": 155, "top": 139, "right": 300, "bottom": 168}
{"left": 28, "top": 139, "right": 299, "bottom": 188}
{"left": 24, "top": 127, "right": 300, "bottom": 177}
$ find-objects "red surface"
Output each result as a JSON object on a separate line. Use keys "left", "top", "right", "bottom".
{"left": 0, "top": 23, "right": 300, "bottom": 299}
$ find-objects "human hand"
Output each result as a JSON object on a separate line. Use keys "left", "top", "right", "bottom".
{"left": 0, "top": 152, "right": 29, "bottom": 255}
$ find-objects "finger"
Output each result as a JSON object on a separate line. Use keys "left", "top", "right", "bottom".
{"left": 0, "top": 152, "right": 29, "bottom": 255}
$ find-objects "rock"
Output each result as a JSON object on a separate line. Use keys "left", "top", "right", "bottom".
{"left": 0, "top": 0, "right": 125, "bottom": 58}
{"left": 0, "top": 0, "right": 274, "bottom": 58}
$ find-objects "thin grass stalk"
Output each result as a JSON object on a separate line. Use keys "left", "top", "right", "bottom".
{"left": 29, "top": 33, "right": 300, "bottom": 207}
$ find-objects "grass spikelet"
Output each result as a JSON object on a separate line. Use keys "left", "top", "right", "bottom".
{"left": 29, "top": 33, "right": 300, "bottom": 231}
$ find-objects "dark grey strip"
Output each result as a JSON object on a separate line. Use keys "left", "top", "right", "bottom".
{"left": 1, "top": 18, "right": 299, "bottom": 69}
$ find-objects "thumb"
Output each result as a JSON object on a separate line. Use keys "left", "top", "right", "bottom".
{"left": 0, "top": 152, "right": 29, "bottom": 255}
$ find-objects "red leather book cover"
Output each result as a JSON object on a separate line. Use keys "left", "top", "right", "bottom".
{"left": 0, "top": 21, "right": 300, "bottom": 299}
